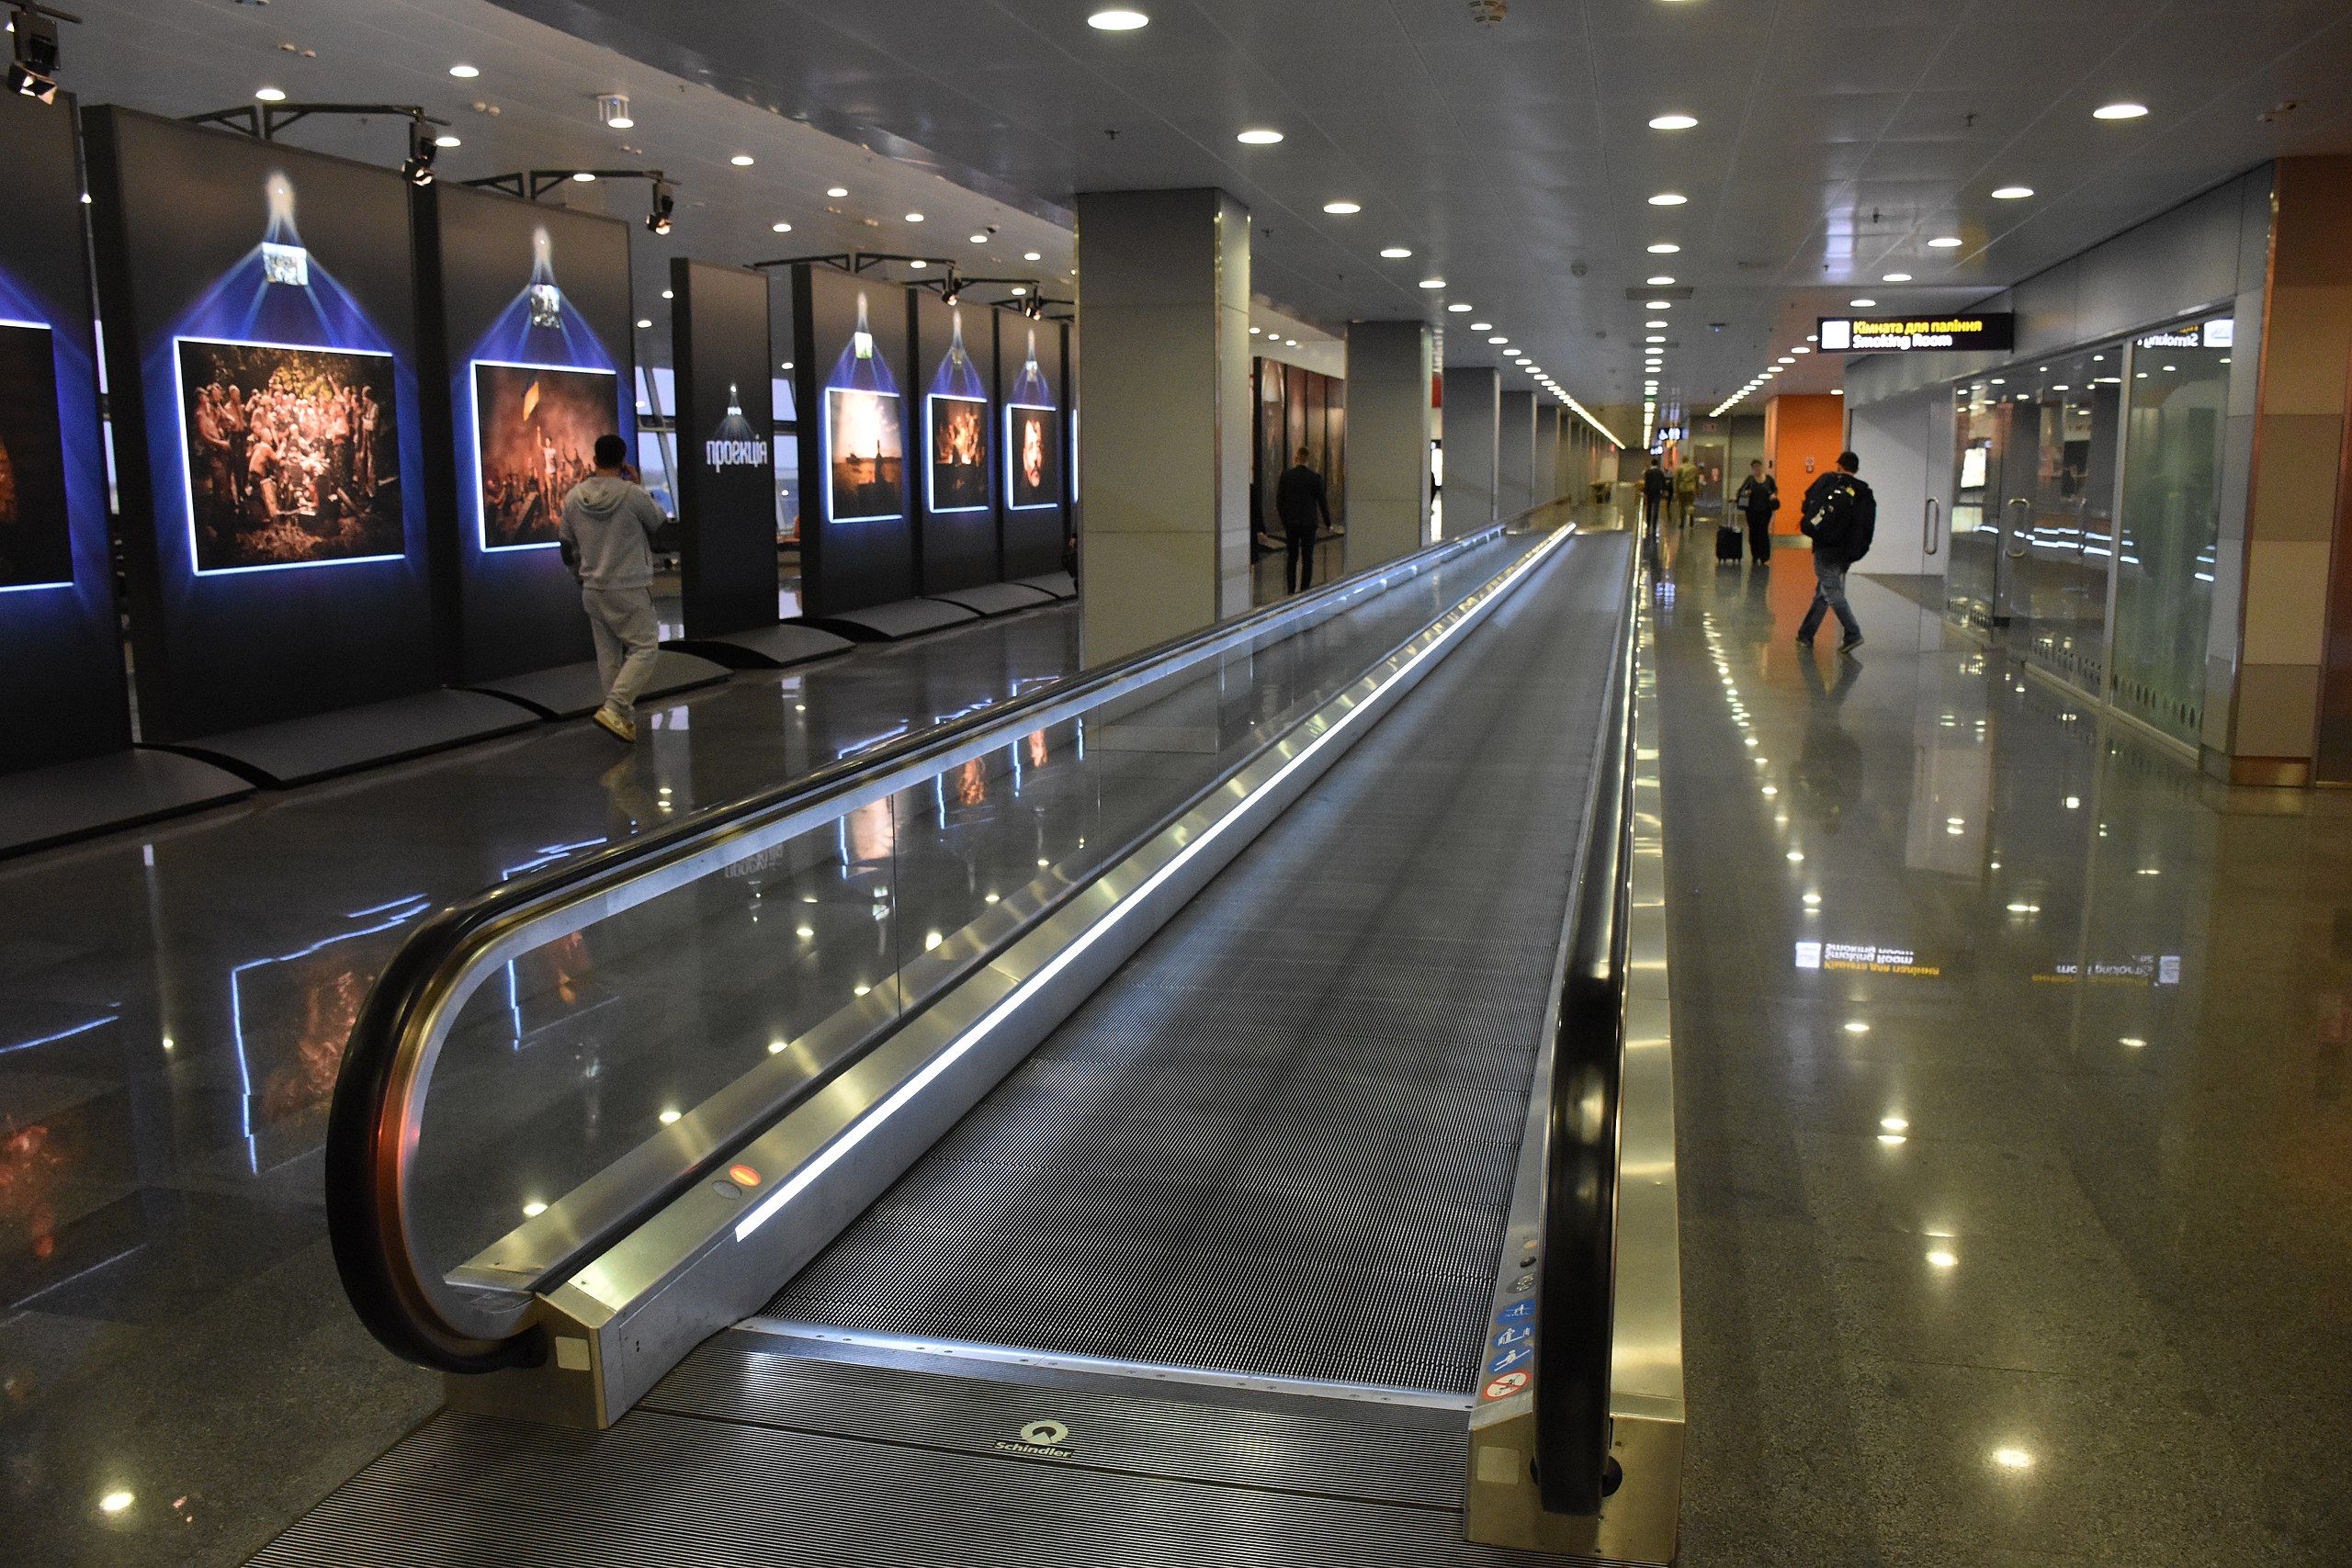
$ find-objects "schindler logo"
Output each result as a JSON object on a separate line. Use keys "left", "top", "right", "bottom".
{"left": 706, "top": 382, "right": 770, "bottom": 469}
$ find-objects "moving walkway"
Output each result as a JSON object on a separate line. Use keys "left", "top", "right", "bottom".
{"left": 269, "top": 517, "right": 1682, "bottom": 1566}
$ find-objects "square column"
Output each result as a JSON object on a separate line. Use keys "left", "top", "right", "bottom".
{"left": 1075, "top": 188, "right": 1253, "bottom": 668}
{"left": 1442, "top": 367, "right": 1500, "bottom": 535}
{"left": 1534, "top": 405, "right": 1561, "bottom": 509}
{"left": 1343, "top": 320, "right": 1434, "bottom": 567}
{"left": 1498, "top": 389, "right": 1537, "bottom": 520}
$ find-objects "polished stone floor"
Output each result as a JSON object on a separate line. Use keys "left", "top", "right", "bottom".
{"left": 0, "top": 604, "right": 1080, "bottom": 1566}
{"left": 1653, "top": 529, "right": 2352, "bottom": 1564}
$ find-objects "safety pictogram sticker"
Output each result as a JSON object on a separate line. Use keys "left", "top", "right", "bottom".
{"left": 1482, "top": 1371, "right": 1531, "bottom": 1402}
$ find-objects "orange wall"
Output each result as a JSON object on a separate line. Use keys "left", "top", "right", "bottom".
{"left": 1764, "top": 394, "right": 1848, "bottom": 533}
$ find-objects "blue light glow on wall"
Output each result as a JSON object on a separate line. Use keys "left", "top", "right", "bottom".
{"left": 924, "top": 309, "right": 989, "bottom": 515}
{"left": 460, "top": 226, "right": 624, "bottom": 555}
{"left": 1004, "top": 326, "right": 1059, "bottom": 513}
{"left": 822, "top": 290, "right": 905, "bottom": 525}
{"left": 147, "top": 171, "right": 421, "bottom": 580}
{"left": 0, "top": 265, "right": 103, "bottom": 598}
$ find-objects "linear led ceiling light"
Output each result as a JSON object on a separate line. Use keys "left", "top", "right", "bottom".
{"left": 1649, "top": 113, "right": 1697, "bottom": 130}
{"left": 1236, "top": 128, "right": 1284, "bottom": 144}
{"left": 2093, "top": 102, "right": 2149, "bottom": 120}
{"left": 1322, "top": 199, "right": 1361, "bottom": 214}
{"left": 1088, "top": 6, "right": 1149, "bottom": 28}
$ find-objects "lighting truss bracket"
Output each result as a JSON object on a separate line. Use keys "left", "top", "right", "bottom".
{"left": 459, "top": 167, "right": 671, "bottom": 203}
{"left": 183, "top": 101, "right": 445, "bottom": 141}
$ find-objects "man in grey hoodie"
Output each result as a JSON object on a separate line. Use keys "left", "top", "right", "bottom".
{"left": 560, "top": 434, "right": 667, "bottom": 742}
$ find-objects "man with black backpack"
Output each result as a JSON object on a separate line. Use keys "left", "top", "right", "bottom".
{"left": 1796, "top": 450, "right": 1875, "bottom": 653}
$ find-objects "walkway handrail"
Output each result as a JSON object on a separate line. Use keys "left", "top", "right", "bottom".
{"left": 1532, "top": 538, "right": 1640, "bottom": 1514}
{"left": 324, "top": 525, "right": 1511, "bottom": 1374}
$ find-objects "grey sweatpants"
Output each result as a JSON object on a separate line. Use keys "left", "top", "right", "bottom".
{"left": 582, "top": 585, "right": 662, "bottom": 716}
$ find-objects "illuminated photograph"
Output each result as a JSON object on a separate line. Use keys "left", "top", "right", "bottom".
{"left": 0, "top": 321, "right": 73, "bottom": 588}
{"left": 828, "top": 386, "right": 903, "bottom": 522}
{"left": 1007, "top": 403, "right": 1059, "bottom": 510}
{"left": 928, "top": 394, "right": 988, "bottom": 513}
{"left": 178, "top": 339, "right": 401, "bottom": 572}
{"left": 473, "top": 361, "right": 615, "bottom": 550}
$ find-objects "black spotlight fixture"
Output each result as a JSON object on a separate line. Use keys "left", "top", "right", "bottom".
{"left": 401, "top": 116, "right": 437, "bottom": 186}
{"left": 940, "top": 270, "right": 963, "bottom": 307}
{"left": 646, "top": 177, "right": 674, "bottom": 235}
{"left": 7, "top": 4, "right": 75, "bottom": 105}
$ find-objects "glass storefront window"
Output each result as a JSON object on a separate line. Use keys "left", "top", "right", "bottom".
{"left": 2111, "top": 319, "right": 2232, "bottom": 745}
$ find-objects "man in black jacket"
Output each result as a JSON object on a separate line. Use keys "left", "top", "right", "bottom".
{"left": 1274, "top": 446, "right": 1332, "bottom": 594}
{"left": 1640, "top": 455, "right": 1669, "bottom": 532}
{"left": 1733, "top": 458, "right": 1779, "bottom": 562}
{"left": 1796, "top": 451, "right": 1874, "bottom": 653}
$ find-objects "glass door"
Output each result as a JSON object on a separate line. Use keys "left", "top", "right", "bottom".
{"left": 2006, "top": 350, "right": 2123, "bottom": 691}
{"left": 1945, "top": 382, "right": 2015, "bottom": 632}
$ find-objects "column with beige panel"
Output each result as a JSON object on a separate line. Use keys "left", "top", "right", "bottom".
{"left": 1073, "top": 188, "right": 1254, "bottom": 669}
{"left": 1340, "top": 318, "right": 1434, "bottom": 568}
{"left": 1534, "top": 403, "right": 1561, "bottom": 509}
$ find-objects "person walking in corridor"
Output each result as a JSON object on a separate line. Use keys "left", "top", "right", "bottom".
{"left": 1274, "top": 445, "right": 1332, "bottom": 594}
{"left": 1734, "top": 458, "right": 1779, "bottom": 562}
{"left": 1796, "top": 451, "right": 1875, "bottom": 653}
{"left": 1673, "top": 456, "right": 1699, "bottom": 527}
{"left": 1641, "top": 455, "right": 1669, "bottom": 533}
{"left": 560, "top": 434, "right": 668, "bottom": 742}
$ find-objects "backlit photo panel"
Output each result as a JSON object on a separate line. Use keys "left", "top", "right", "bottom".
{"left": 0, "top": 321, "right": 73, "bottom": 589}
{"left": 828, "top": 385, "right": 904, "bottom": 523}
{"left": 927, "top": 393, "right": 989, "bottom": 513}
{"left": 1006, "top": 402, "right": 1060, "bottom": 510}
{"left": 175, "top": 337, "right": 401, "bottom": 574}
{"left": 471, "top": 360, "right": 616, "bottom": 550}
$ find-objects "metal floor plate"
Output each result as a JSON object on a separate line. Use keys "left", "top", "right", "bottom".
{"left": 248, "top": 1404, "right": 1567, "bottom": 1568}
{"left": 765, "top": 535, "right": 1631, "bottom": 1394}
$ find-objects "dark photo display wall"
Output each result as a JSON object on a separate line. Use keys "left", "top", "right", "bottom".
{"left": 911, "top": 290, "right": 994, "bottom": 594}
{"left": 85, "top": 107, "right": 437, "bottom": 743}
{"left": 670, "top": 257, "right": 777, "bottom": 638}
{"left": 1251, "top": 357, "right": 1347, "bottom": 536}
{"left": 418, "top": 183, "right": 636, "bottom": 683}
{"left": 792, "top": 265, "right": 920, "bottom": 617}
{"left": 997, "top": 311, "right": 1067, "bottom": 580}
{"left": 0, "top": 92, "right": 128, "bottom": 772}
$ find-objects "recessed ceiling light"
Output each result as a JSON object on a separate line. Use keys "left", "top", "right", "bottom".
{"left": 448, "top": 63, "right": 480, "bottom": 79}
{"left": 1646, "top": 275, "right": 1676, "bottom": 286}
{"left": 254, "top": 86, "right": 286, "bottom": 102}
{"left": 1489, "top": 336, "right": 1509, "bottom": 344}
{"left": 1645, "top": 335, "right": 1666, "bottom": 344}
{"left": 1379, "top": 246, "right": 1414, "bottom": 260}
{"left": 1023, "top": 250, "right": 1043, "bottom": 261}
{"left": 1087, "top": 6, "right": 1149, "bottom": 28}
{"left": 969, "top": 233, "right": 989, "bottom": 243}
{"left": 661, "top": 288, "right": 673, "bottom": 299}
{"left": 729, "top": 154, "right": 754, "bottom": 166}
{"left": 1322, "top": 200, "right": 1362, "bottom": 214}
{"left": 827, "top": 186, "right": 850, "bottom": 198}
{"left": 1928, "top": 235, "right": 1963, "bottom": 248}
{"left": 1470, "top": 321, "right": 1493, "bottom": 331}
{"left": 1284, "top": 337, "right": 1298, "bottom": 345}
{"left": 1447, "top": 301, "right": 1472, "bottom": 312}
{"left": 1992, "top": 185, "right": 2035, "bottom": 199}
{"left": 1419, "top": 277, "right": 1445, "bottom": 289}
{"left": 1850, "top": 298, "right": 1877, "bottom": 308}
{"left": 1646, "top": 300, "right": 1672, "bottom": 310}
{"left": 635, "top": 318, "right": 652, "bottom": 328}
{"left": 1645, "top": 319, "right": 1669, "bottom": 329}
{"left": 1237, "top": 128, "right": 1284, "bottom": 145}
{"left": 1883, "top": 273, "right": 1913, "bottom": 283}
{"left": 571, "top": 171, "right": 596, "bottom": 183}
{"left": 1648, "top": 113, "right": 1699, "bottom": 130}
{"left": 1792, "top": 346, "right": 1811, "bottom": 354}
{"left": 1648, "top": 192, "right": 1689, "bottom": 207}
{"left": 435, "top": 135, "right": 461, "bottom": 149}
{"left": 905, "top": 211, "right": 925, "bottom": 222}
{"left": 771, "top": 221, "right": 793, "bottom": 232}
{"left": 1648, "top": 243, "right": 1680, "bottom": 254}
{"left": 2094, "top": 102, "right": 2149, "bottom": 120}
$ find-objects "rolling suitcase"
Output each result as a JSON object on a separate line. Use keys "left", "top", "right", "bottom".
{"left": 1715, "top": 521, "right": 1744, "bottom": 563}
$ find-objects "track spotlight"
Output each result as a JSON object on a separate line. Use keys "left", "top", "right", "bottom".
{"left": 941, "top": 271, "right": 963, "bottom": 307}
{"left": 401, "top": 117, "right": 437, "bottom": 186}
{"left": 7, "top": 5, "right": 68, "bottom": 105}
{"left": 646, "top": 177, "right": 674, "bottom": 235}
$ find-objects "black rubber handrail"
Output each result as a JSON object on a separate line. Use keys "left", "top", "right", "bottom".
{"left": 324, "top": 523, "right": 1515, "bottom": 1373}
{"left": 1532, "top": 540, "right": 1640, "bottom": 1515}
